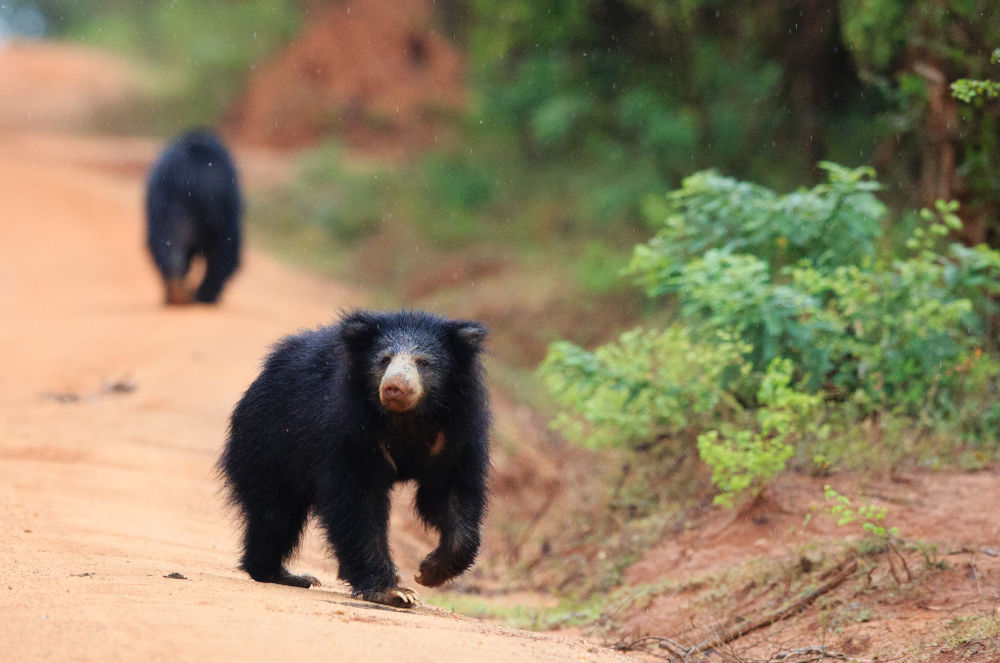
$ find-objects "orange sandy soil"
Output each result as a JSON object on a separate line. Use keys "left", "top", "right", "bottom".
{"left": 0, "top": 41, "right": 631, "bottom": 663}
{"left": 608, "top": 472, "right": 1000, "bottom": 661}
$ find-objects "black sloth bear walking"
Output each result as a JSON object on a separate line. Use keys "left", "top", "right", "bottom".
{"left": 219, "top": 310, "right": 491, "bottom": 608}
{"left": 145, "top": 129, "right": 242, "bottom": 305}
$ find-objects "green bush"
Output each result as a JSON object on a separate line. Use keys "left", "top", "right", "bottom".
{"left": 541, "top": 163, "right": 1000, "bottom": 504}
{"left": 951, "top": 351, "right": 1000, "bottom": 448}
{"left": 628, "top": 163, "right": 884, "bottom": 296}
{"left": 790, "top": 257, "right": 973, "bottom": 415}
{"left": 698, "top": 358, "right": 824, "bottom": 507}
{"left": 412, "top": 152, "right": 497, "bottom": 244}
{"left": 467, "top": 0, "right": 835, "bottom": 189}
{"left": 664, "top": 249, "right": 820, "bottom": 380}
{"left": 251, "top": 145, "right": 389, "bottom": 246}
{"left": 290, "top": 146, "right": 389, "bottom": 242}
{"left": 539, "top": 326, "right": 747, "bottom": 450}
{"left": 625, "top": 166, "right": 997, "bottom": 416}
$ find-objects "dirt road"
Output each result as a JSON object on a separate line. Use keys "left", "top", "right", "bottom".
{"left": 0, "top": 43, "right": 631, "bottom": 663}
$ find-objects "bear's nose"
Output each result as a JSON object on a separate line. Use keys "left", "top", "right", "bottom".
{"left": 381, "top": 381, "right": 413, "bottom": 399}
{"left": 379, "top": 353, "right": 425, "bottom": 412}
{"left": 380, "top": 377, "right": 418, "bottom": 412}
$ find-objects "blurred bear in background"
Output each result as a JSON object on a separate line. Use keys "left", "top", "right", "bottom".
{"left": 145, "top": 129, "right": 242, "bottom": 305}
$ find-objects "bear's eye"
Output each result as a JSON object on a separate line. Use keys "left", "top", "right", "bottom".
{"left": 378, "top": 355, "right": 392, "bottom": 368}
{"left": 414, "top": 357, "right": 430, "bottom": 368}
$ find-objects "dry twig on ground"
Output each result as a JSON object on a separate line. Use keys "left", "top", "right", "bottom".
{"left": 615, "top": 556, "right": 861, "bottom": 662}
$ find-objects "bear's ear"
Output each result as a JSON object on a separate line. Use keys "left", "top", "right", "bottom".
{"left": 339, "top": 310, "right": 377, "bottom": 349}
{"left": 450, "top": 320, "right": 488, "bottom": 352}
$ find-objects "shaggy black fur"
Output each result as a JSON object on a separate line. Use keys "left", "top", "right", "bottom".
{"left": 145, "top": 129, "right": 241, "bottom": 304}
{"left": 219, "top": 310, "right": 491, "bottom": 607}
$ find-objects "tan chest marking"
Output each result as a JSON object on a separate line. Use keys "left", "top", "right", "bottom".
{"left": 379, "top": 441, "right": 397, "bottom": 472}
{"left": 429, "top": 431, "right": 446, "bottom": 457}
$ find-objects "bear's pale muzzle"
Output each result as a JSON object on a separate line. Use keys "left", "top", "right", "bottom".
{"left": 379, "top": 353, "right": 424, "bottom": 412}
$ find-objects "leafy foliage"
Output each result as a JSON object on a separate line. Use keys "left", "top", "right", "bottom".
{"left": 464, "top": 0, "right": 1000, "bottom": 240}
{"left": 629, "top": 164, "right": 884, "bottom": 294}
{"left": 541, "top": 164, "right": 1000, "bottom": 505}
{"left": 952, "top": 78, "right": 1000, "bottom": 103}
{"left": 467, "top": 0, "right": 849, "bottom": 192}
{"left": 834, "top": 2, "right": 1000, "bottom": 210}
{"left": 789, "top": 259, "right": 972, "bottom": 415}
{"left": 819, "top": 485, "right": 913, "bottom": 584}
{"left": 627, "top": 169, "right": 997, "bottom": 415}
{"left": 822, "top": 485, "right": 897, "bottom": 539}
{"left": 540, "top": 326, "right": 746, "bottom": 450}
{"left": 279, "top": 146, "right": 389, "bottom": 242}
{"left": 951, "top": 48, "right": 1000, "bottom": 103}
{"left": 697, "top": 359, "right": 821, "bottom": 507}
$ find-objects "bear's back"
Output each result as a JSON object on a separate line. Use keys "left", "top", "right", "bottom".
{"left": 147, "top": 130, "right": 241, "bottom": 229}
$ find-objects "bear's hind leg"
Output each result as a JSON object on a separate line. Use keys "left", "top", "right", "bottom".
{"left": 194, "top": 234, "right": 239, "bottom": 304}
{"left": 254, "top": 567, "right": 320, "bottom": 589}
{"left": 239, "top": 499, "right": 318, "bottom": 588}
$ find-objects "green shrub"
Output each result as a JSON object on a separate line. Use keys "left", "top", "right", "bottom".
{"left": 666, "top": 249, "right": 821, "bottom": 382}
{"left": 951, "top": 351, "right": 1000, "bottom": 448}
{"left": 821, "top": 485, "right": 898, "bottom": 540}
{"left": 289, "top": 146, "right": 389, "bottom": 242}
{"left": 628, "top": 163, "right": 883, "bottom": 297}
{"left": 412, "top": 153, "right": 497, "bottom": 244}
{"left": 539, "top": 326, "right": 747, "bottom": 450}
{"left": 626, "top": 166, "right": 997, "bottom": 417}
{"left": 698, "top": 358, "right": 823, "bottom": 507}
{"left": 541, "top": 163, "right": 1000, "bottom": 492}
{"left": 790, "top": 257, "right": 974, "bottom": 415}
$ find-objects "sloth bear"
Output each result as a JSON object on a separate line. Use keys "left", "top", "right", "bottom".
{"left": 219, "top": 310, "right": 491, "bottom": 608}
{"left": 145, "top": 129, "right": 242, "bottom": 305}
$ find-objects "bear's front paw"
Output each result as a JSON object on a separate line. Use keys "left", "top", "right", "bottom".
{"left": 360, "top": 586, "right": 421, "bottom": 608}
{"left": 415, "top": 554, "right": 453, "bottom": 588}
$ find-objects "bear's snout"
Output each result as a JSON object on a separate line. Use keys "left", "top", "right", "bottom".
{"left": 379, "top": 354, "right": 424, "bottom": 412}
{"left": 381, "top": 378, "right": 414, "bottom": 402}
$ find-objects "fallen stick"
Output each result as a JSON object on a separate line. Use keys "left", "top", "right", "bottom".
{"left": 614, "top": 556, "right": 860, "bottom": 661}
{"left": 614, "top": 635, "right": 688, "bottom": 659}
{"left": 688, "top": 556, "right": 859, "bottom": 655}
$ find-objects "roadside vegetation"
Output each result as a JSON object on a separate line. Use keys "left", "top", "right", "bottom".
{"left": 542, "top": 166, "right": 1000, "bottom": 505}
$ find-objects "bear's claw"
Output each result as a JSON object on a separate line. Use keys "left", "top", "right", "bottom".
{"left": 360, "top": 586, "right": 420, "bottom": 608}
{"left": 264, "top": 570, "right": 320, "bottom": 588}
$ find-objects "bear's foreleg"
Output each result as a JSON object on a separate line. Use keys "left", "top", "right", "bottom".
{"left": 317, "top": 473, "right": 419, "bottom": 608}
{"left": 413, "top": 476, "right": 486, "bottom": 588}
